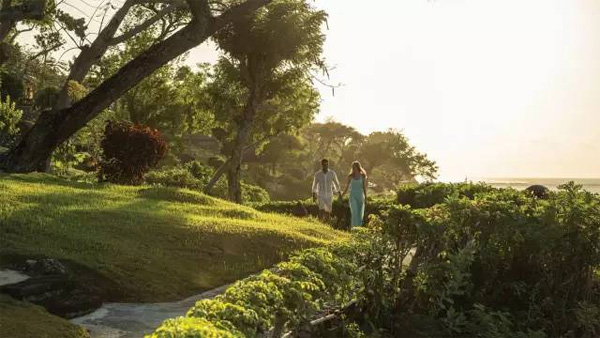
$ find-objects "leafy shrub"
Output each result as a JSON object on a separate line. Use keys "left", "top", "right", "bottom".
{"left": 146, "top": 161, "right": 270, "bottom": 203}
{"left": 396, "top": 182, "right": 495, "bottom": 208}
{"left": 253, "top": 197, "right": 395, "bottom": 230}
{"left": 0, "top": 95, "right": 22, "bottom": 147}
{"left": 98, "top": 120, "right": 168, "bottom": 185}
{"left": 150, "top": 246, "right": 361, "bottom": 338}
{"left": 145, "top": 167, "right": 203, "bottom": 189}
{"left": 184, "top": 160, "right": 214, "bottom": 182}
{"left": 360, "top": 183, "right": 600, "bottom": 337}
{"left": 150, "top": 317, "right": 242, "bottom": 338}
{"left": 241, "top": 182, "right": 270, "bottom": 204}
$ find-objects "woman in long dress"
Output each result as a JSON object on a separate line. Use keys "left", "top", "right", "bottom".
{"left": 342, "top": 161, "right": 368, "bottom": 227}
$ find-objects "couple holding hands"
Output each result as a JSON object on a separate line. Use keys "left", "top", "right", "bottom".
{"left": 312, "top": 158, "right": 368, "bottom": 228}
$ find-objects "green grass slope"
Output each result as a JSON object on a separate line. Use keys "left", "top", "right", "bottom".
{"left": 0, "top": 295, "right": 89, "bottom": 338}
{"left": 0, "top": 174, "right": 347, "bottom": 301}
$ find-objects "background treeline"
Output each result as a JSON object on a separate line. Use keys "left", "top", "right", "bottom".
{"left": 0, "top": 0, "right": 437, "bottom": 203}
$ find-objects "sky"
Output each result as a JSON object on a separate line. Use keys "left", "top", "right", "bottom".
{"left": 188, "top": 0, "right": 600, "bottom": 181}
{"left": 32, "top": 0, "right": 600, "bottom": 181}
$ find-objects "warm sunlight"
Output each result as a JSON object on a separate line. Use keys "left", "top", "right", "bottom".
{"left": 1, "top": 1, "right": 599, "bottom": 337}
{"left": 312, "top": 0, "right": 600, "bottom": 181}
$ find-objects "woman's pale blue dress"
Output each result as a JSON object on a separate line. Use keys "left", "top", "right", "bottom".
{"left": 349, "top": 176, "right": 365, "bottom": 227}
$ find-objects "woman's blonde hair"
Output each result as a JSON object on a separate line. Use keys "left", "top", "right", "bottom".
{"left": 349, "top": 161, "right": 367, "bottom": 178}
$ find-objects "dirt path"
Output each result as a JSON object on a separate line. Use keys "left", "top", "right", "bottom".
{"left": 71, "top": 284, "right": 229, "bottom": 338}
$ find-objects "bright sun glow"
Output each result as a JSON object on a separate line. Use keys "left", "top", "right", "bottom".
{"left": 306, "top": 0, "right": 600, "bottom": 181}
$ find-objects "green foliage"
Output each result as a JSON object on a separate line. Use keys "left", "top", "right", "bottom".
{"left": 240, "top": 182, "right": 270, "bottom": 204}
{"left": 146, "top": 167, "right": 204, "bottom": 189}
{"left": 0, "top": 95, "right": 23, "bottom": 147}
{"left": 148, "top": 317, "right": 242, "bottom": 338}
{"left": 358, "top": 130, "right": 438, "bottom": 189}
{"left": 356, "top": 182, "right": 600, "bottom": 337}
{"left": 253, "top": 196, "right": 395, "bottom": 229}
{"left": 152, "top": 246, "right": 360, "bottom": 337}
{"left": 206, "top": 0, "right": 326, "bottom": 201}
{"left": 0, "top": 70, "right": 25, "bottom": 101}
{"left": 145, "top": 161, "right": 271, "bottom": 203}
{"left": 33, "top": 86, "right": 60, "bottom": 110}
{"left": 396, "top": 182, "right": 495, "bottom": 208}
{"left": 98, "top": 121, "right": 168, "bottom": 185}
{"left": 245, "top": 123, "right": 438, "bottom": 200}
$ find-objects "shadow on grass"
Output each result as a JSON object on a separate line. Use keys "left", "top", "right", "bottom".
{"left": 0, "top": 173, "right": 107, "bottom": 191}
{"left": 137, "top": 186, "right": 216, "bottom": 205}
{"left": 1, "top": 186, "right": 327, "bottom": 302}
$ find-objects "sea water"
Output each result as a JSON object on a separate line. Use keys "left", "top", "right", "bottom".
{"left": 473, "top": 178, "right": 600, "bottom": 194}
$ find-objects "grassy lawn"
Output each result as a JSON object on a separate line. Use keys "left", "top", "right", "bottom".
{"left": 0, "top": 295, "right": 89, "bottom": 338}
{"left": 0, "top": 173, "right": 347, "bottom": 302}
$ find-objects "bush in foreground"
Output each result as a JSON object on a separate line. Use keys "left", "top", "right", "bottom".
{"left": 148, "top": 246, "right": 360, "bottom": 338}
{"left": 361, "top": 182, "right": 600, "bottom": 337}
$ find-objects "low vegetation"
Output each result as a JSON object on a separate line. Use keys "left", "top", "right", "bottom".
{"left": 151, "top": 182, "right": 600, "bottom": 337}
{"left": 0, "top": 295, "right": 89, "bottom": 338}
{"left": 0, "top": 174, "right": 347, "bottom": 302}
{"left": 150, "top": 246, "right": 360, "bottom": 337}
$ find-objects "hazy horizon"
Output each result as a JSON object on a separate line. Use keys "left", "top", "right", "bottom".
{"left": 24, "top": 0, "right": 600, "bottom": 181}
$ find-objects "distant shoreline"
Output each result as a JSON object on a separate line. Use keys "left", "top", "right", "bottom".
{"left": 469, "top": 178, "right": 600, "bottom": 194}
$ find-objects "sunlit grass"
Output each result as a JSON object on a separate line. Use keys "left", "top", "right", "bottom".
{"left": 0, "top": 174, "right": 348, "bottom": 302}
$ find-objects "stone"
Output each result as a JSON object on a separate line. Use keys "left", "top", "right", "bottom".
{"left": 0, "top": 275, "right": 102, "bottom": 318}
{"left": 525, "top": 185, "right": 549, "bottom": 199}
{"left": 25, "top": 258, "right": 67, "bottom": 275}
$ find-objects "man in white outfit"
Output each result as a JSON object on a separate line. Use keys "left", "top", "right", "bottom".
{"left": 312, "top": 158, "right": 342, "bottom": 222}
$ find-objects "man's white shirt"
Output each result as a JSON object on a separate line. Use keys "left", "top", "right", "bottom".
{"left": 312, "top": 170, "right": 341, "bottom": 196}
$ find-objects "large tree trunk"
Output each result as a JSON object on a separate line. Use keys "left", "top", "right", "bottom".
{"left": 227, "top": 163, "right": 242, "bottom": 202}
{"left": 0, "top": 0, "right": 271, "bottom": 172}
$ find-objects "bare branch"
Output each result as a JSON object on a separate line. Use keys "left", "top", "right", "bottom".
{"left": 110, "top": 3, "right": 183, "bottom": 45}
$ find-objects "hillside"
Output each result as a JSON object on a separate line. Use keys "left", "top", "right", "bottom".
{"left": 0, "top": 174, "right": 347, "bottom": 302}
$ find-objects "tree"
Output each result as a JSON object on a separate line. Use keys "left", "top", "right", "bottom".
{"left": 303, "top": 121, "right": 364, "bottom": 173}
{"left": 106, "top": 19, "right": 214, "bottom": 153}
{"left": 241, "top": 123, "right": 438, "bottom": 199}
{"left": 0, "top": 0, "right": 272, "bottom": 173}
{"left": 0, "top": 0, "right": 46, "bottom": 64}
{"left": 202, "top": 0, "right": 326, "bottom": 203}
{"left": 358, "top": 130, "right": 438, "bottom": 190}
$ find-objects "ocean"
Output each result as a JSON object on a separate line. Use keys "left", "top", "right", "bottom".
{"left": 471, "top": 178, "right": 600, "bottom": 194}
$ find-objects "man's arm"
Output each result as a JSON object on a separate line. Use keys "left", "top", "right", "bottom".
{"left": 333, "top": 171, "right": 343, "bottom": 198}
{"left": 312, "top": 173, "right": 318, "bottom": 202}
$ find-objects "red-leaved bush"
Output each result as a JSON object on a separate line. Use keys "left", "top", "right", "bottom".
{"left": 98, "top": 120, "right": 168, "bottom": 185}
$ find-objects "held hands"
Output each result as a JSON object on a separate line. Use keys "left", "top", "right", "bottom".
{"left": 312, "top": 193, "right": 317, "bottom": 203}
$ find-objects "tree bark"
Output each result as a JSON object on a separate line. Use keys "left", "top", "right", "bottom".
{"left": 226, "top": 163, "right": 242, "bottom": 202}
{"left": 203, "top": 158, "right": 230, "bottom": 194}
{"left": 225, "top": 80, "right": 259, "bottom": 203}
{"left": 0, "top": 0, "right": 271, "bottom": 172}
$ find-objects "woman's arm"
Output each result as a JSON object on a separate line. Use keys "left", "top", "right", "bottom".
{"left": 342, "top": 177, "right": 350, "bottom": 197}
